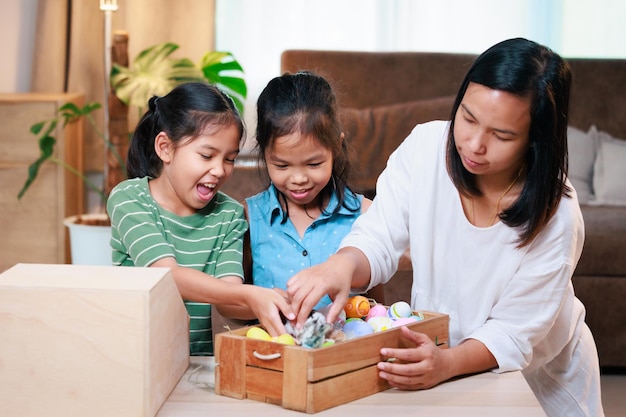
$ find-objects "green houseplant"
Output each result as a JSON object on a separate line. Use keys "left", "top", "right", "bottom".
{"left": 19, "top": 42, "right": 247, "bottom": 203}
{"left": 17, "top": 42, "right": 247, "bottom": 264}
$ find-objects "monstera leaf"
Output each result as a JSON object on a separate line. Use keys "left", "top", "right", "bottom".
{"left": 111, "top": 43, "right": 248, "bottom": 114}
{"left": 19, "top": 42, "right": 248, "bottom": 205}
{"left": 111, "top": 42, "right": 205, "bottom": 110}
{"left": 199, "top": 51, "right": 248, "bottom": 114}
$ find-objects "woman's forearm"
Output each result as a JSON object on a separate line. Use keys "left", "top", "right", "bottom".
{"left": 446, "top": 338, "right": 498, "bottom": 377}
{"left": 335, "top": 246, "right": 372, "bottom": 291}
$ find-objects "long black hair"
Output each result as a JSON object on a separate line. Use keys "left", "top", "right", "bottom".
{"left": 446, "top": 38, "right": 572, "bottom": 247}
{"left": 127, "top": 82, "right": 244, "bottom": 179}
{"left": 255, "top": 71, "right": 358, "bottom": 220}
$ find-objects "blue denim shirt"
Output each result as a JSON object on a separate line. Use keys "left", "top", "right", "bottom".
{"left": 246, "top": 185, "right": 363, "bottom": 310}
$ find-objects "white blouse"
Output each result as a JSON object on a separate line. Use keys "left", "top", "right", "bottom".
{"left": 341, "top": 121, "right": 602, "bottom": 417}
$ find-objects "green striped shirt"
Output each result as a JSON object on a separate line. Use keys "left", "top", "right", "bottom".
{"left": 107, "top": 177, "right": 248, "bottom": 355}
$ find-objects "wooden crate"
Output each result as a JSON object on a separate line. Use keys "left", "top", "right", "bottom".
{"left": 215, "top": 310, "right": 449, "bottom": 413}
{"left": 0, "top": 263, "right": 190, "bottom": 417}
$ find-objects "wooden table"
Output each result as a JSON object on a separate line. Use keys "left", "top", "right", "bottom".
{"left": 157, "top": 357, "right": 547, "bottom": 417}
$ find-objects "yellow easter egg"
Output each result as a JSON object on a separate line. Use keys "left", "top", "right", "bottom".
{"left": 271, "top": 333, "right": 296, "bottom": 345}
{"left": 246, "top": 327, "right": 272, "bottom": 341}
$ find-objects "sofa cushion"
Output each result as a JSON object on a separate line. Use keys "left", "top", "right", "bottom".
{"left": 567, "top": 125, "right": 597, "bottom": 203}
{"left": 576, "top": 205, "right": 626, "bottom": 276}
{"left": 341, "top": 96, "right": 456, "bottom": 195}
{"left": 572, "top": 275, "right": 626, "bottom": 367}
{"left": 592, "top": 127, "right": 626, "bottom": 206}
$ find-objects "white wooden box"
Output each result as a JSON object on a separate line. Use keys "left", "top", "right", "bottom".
{"left": 0, "top": 263, "right": 190, "bottom": 417}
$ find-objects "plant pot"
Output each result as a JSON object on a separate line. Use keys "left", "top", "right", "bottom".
{"left": 63, "top": 214, "right": 112, "bottom": 265}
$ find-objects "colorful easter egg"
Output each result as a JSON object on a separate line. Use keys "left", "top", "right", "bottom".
{"left": 342, "top": 319, "right": 374, "bottom": 339}
{"left": 366, "top": 304, "right": 388, "bottom": 320}
{"left": 246, "top": 327, "right": 272, "bottom": 341}
{"left": 387, "top": 301, "right": 412, "bottom": 319}
{"left": 344, "top": 295, "right": 370, "bottom": 318}
{"left": 336, "top": 309, "right": 347, "bottom": 325}
{"left": 271, "top": 333, "right": 296, "bottom": 345}
{"left": 410, "top": 313, "right": 424, "bottom": 321}
{"left": 318, "top": 304, "right": 347, "bottom": 329}
{"left": 391, "top": 317, "right": 419, "bottom": 327}
{"left": 367, "top": 316, "right": 394, "bottom": 332}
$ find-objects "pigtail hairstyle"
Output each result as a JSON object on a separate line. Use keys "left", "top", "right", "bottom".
{"left": 127, "top": 82, "right": 245, "bottom": 179}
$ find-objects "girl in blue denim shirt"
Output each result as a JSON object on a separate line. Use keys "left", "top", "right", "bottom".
{"left": 245, "top": 71, "right": 381, "bottom": 309}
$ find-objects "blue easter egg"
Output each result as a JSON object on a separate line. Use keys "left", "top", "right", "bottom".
{"left": 342, "top": 319, "right": 374, "bottom": 339}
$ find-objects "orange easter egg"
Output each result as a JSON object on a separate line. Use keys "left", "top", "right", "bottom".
{"left": 344, "top": 295, "right": 370, "bottom": 318}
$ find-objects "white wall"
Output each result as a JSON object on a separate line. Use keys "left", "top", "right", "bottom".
{"left": 0, "top": 0, "right": 38, "bottom": 93}
{"left": 561, "top": 0, "right": 626, "bottom": 57}
{"left": 2, "top": 0, "right": 625, "bottom": 94}
{"left": 215, "top": 0, "right": 626, "bottom": 147}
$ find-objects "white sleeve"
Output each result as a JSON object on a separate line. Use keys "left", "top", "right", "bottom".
{"left": 341, "top": 122, "right": 446, "bottom": 290}
{"left": 465, "top": 198, "right": 585, "bottom": 372}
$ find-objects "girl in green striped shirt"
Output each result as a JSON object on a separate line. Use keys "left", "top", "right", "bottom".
{"left": 107, "top": 82, "right": 294, "bottom": 355}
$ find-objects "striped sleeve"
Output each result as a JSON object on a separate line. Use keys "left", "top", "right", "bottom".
{"left": 212, "top": 195, "right": 248, "bottom": 279}
{"left": 108, "top": 179, "right": 175, "bottom": 266}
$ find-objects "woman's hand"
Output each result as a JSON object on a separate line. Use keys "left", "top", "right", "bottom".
{"left": 376, "top": 326, "right": 454, "bottom": 390}
{"left": 377, "top": 326, "right": 497, "bottom": 390}
{"left": 287, "top": 252, "right": 357, "bottom": 326}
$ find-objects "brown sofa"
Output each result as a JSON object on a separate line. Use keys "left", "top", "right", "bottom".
{"left": 221, "top": 50, "right": 626, "bottom": 369}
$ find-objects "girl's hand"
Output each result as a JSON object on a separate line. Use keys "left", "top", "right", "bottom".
{"left": 247, "top": 286, "right": 295, "bottom": 336}
{"left": 376, "top": 326, "right": 454, "bottom": 390}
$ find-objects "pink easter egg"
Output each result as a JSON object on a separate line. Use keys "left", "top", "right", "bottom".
{"left": 366, "top": 304, "right": 387, "bottom": 320}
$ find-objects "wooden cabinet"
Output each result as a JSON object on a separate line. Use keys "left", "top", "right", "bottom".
{"left": 0, "top": 93, "right": 85, "bottom": 271}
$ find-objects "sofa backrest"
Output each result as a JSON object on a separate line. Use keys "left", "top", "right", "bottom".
{"left": 566, "top": 58, "right": 626, "bottom": 139}
{"left": 281, "top": 50, "right": 472, "bottom": 109}
{"left": 281, "top": 50, "right": 626, "bottom": 197}
{"left": 281, "top": 50, "right": 626, "bottom": 139}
